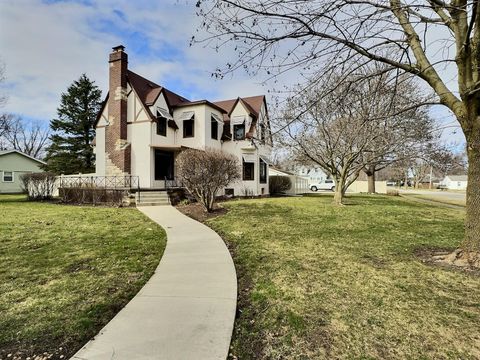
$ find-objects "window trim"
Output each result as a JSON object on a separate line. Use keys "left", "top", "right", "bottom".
{"left": 243, "top": 160, "right": 255, "bottom": 181}
{"left": 2, "top": 171, "right": 14, "bottom": 183}
{"left": 183, "top": 119, "right": 195, "bottom": 138}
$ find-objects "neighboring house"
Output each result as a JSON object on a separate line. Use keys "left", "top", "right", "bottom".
{"left": 293, "top": 165, "right": 329, "bottom": 185}
{"left": 269, "top": 167, "right": 309, "bottom": 195}
{"left": 94, "top": 45, "right": 272, "bottom": 196}
{"left": 0, "top": 150, "right": 45, "bottom": 193}
{"left": 441, "top": 175, "right": 468, "bottom": 190}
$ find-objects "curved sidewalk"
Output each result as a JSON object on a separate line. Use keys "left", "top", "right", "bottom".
{"left": 72, "top": 206, "right": 237, "bottom": 360}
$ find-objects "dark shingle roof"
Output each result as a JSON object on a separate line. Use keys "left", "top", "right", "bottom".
{"left": 213, "top": 95, "right": 265, "bottom": 118}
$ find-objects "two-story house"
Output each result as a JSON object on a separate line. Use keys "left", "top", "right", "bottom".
{"left": 94, "top": 45, "right": 272, "bottom": 196}
{"left": 294, "top": 165, "right": 329, "bottom": 185}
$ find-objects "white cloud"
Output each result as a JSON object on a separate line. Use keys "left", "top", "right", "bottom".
{"left": 0, "top": 0, "right": 268, "bottom": 123}
{"left": 0, "top": 0, "right": 467, "bottom": 148}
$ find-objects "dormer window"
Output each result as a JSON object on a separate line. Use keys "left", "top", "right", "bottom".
{"left": 260, "top": 123, "right": 266, "bottom": 142}
{"left": 232, "top": 116, "right": 246, "bottom": 141}
{"left": 156, "top": 111, "right": 167, "bottom": 137}
{"left": 180, "top": 111, "right": 195, "bottom": 138}
{"left": 233, "top": 124, "right": 245, "bottom": 140}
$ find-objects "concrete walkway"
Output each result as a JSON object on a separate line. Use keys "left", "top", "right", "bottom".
{"left": 72, "top": 206, "right": 237, "bottom": 360}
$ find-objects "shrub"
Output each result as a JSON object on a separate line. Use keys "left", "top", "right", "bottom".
{"left": 176, "top": 148, "right": 240, "bottom": 212}
{"left": 269, "top": 176, "right": 292, "bottom": 195}
{"left": 59, "top": 187, "right": 127, "bottom": 205}
{"left": 20, "top": 172, "right": 57, "bottom": 200}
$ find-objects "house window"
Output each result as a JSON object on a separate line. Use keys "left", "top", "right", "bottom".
{"left": 243, "top": 161, "right": 254, "bottom": 181}
{"left": 259, "top": 159, "right": 267, "bottom": 184}
{"left": 3, "top": 171, "right": 13, "bottom": 182}
{"left": 225, "top": 188, "right": 234, "bottom": 196}
{"left": 260, "top": 123, "right": 266, "bottom": 142}
{"left": 183, "top": 119, "right": 194, "bottom": 138}
{"left": 156, "top": 112, "right": 167, "bottom": 136}
{"left": 211, "top": 117, "right": 218, "bottom": 140}
{"left": 233, "top": 124, "right": 245, "bottom": 140}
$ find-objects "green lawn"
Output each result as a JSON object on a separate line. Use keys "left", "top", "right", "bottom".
{"left": 405, "top": 194, "right": 466, "bottom": 207}
{"left": 209, "top": 195, "right": 480, "bottom": 359}
{"left": 0, "top": 195, "right": 166, "bottom": 358}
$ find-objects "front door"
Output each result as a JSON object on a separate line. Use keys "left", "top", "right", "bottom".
{"left": 154, "top": 150, "right": 174, "bottom": 181}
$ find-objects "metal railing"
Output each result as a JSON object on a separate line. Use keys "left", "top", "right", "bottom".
{"left": 58, "top": 175, "right": 140, "bottom": 190}
{"left": 164, "top": 177, "right": 183, "bottom": 190}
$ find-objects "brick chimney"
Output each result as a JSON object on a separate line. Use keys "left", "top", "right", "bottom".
{"left": 105, "top": 45, "right": 131, "bottom": 175}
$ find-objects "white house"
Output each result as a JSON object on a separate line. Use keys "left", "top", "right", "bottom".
{"left": 94, "top": 45, "right": 272, "bottom": 196}
{"left": 0, "top": 150, "right": 45, "bottom": 193}
{"left": 269, "top": 167, "right": 310, "bottom": 195}
{"left": 441, "top": 175, "right": 468, "bottom": 190}
{"left": 293, "top": 165, "right": 329, "bottom": 185}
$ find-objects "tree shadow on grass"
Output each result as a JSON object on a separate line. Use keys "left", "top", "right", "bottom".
{"left": 0, "top": 194, "right": 28, "bottom": 203}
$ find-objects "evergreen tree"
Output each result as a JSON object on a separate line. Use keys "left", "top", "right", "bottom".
{"left": 43, "top": 74, "right": 102, "bottom": 174}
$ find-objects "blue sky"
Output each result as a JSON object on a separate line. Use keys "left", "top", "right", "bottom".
{"left": 0, "top": 0, "right": 466, "bottom": 149}
{"left": 0, "top": 0, "right": 267, "bottom": 125}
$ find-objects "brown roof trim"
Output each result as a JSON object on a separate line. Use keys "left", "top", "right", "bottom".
{"left": 172, "top": 100, "right": 228, "bottom": 114}
{"left": 213, "top": 95, "right": 265, "bottom": 118}
{"left": 167, "top": 119, "right": 179, "bottom": 130}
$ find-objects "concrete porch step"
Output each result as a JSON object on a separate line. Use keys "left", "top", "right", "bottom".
{"left": 137, "top": 201, "right": 170, "bottom": 206}
{"left": 137, "top": 196, "right": 169, "bottom": 201}
{"left": 136, "top": 191, "right": 170, "bottom": 206}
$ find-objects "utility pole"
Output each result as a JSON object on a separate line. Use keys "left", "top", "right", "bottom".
{"left": 429, "top": 165, "right": 433, "bottom": 189}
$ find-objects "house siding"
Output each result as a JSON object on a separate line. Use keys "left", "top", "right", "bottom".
{"left": 0, "top": 152, "right": 44, "bottom": 193}
{"left": 94, "top": 47, "right": 271, "bottom": 196}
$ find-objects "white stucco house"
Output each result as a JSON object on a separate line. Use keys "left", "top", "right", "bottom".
{"left": 440, "top": 175, "right": 468, "bottom": 190}
{"left": 94, "top": 45, "right": 272, "bottom": 197}
{"left": 293, "top": 165, "right": 329, "bottom": 185}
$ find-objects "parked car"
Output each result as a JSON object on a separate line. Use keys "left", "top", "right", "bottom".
{"left": 310, "top": 179, "right": 335, "bottom": 191}
{"left": 386, "top": 180, "right": 397, "bottom": 186}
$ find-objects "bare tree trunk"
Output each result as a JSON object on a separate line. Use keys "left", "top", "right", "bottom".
{"left": 333, "top": 177, "right": 345, "bottom": 205}
{"left": 333, "top": 187, "right": 343, "bottom": 205}
{"left": 366, "top": 166, "right": 376, "bottom": 194}
{"left": 464, "top": 141, "right": 480, "bottom": 254}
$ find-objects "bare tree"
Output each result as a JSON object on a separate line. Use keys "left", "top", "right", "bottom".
{"left": 281, "top": 74, "right": 382, "bottom": 204}
{"left": 196, "top": 0, "right": 480, "bottom": 254}
{"left": 2, "top": 117, "right": 50, "bottom": 158}
{"left": 410, "top": 145, "right": 467, "bottom": 187}
{"left": 282, "top": 69, "right": 436, "bottom": 204}
{"left": 351, "top": 70, "right": 435, "bottom": 193}
{"left": 176, "top": 148, "right": 241, "bottom": 212}
{"left": 0, "top": 63, "right": 12, "bottom": 138}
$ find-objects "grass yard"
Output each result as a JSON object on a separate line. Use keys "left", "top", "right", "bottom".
{"left": 0, "top": 195, "right": 166, "bottom": 359}
{"left": 209, "top": 195, "right": 480, "bottom": 359}
{"left": 405, "top": 194, "right": 466, "bottom": 207}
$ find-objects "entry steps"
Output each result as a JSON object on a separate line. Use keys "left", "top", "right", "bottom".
{"left": 136, "top": 191, "right": 170, "bottom": 206}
